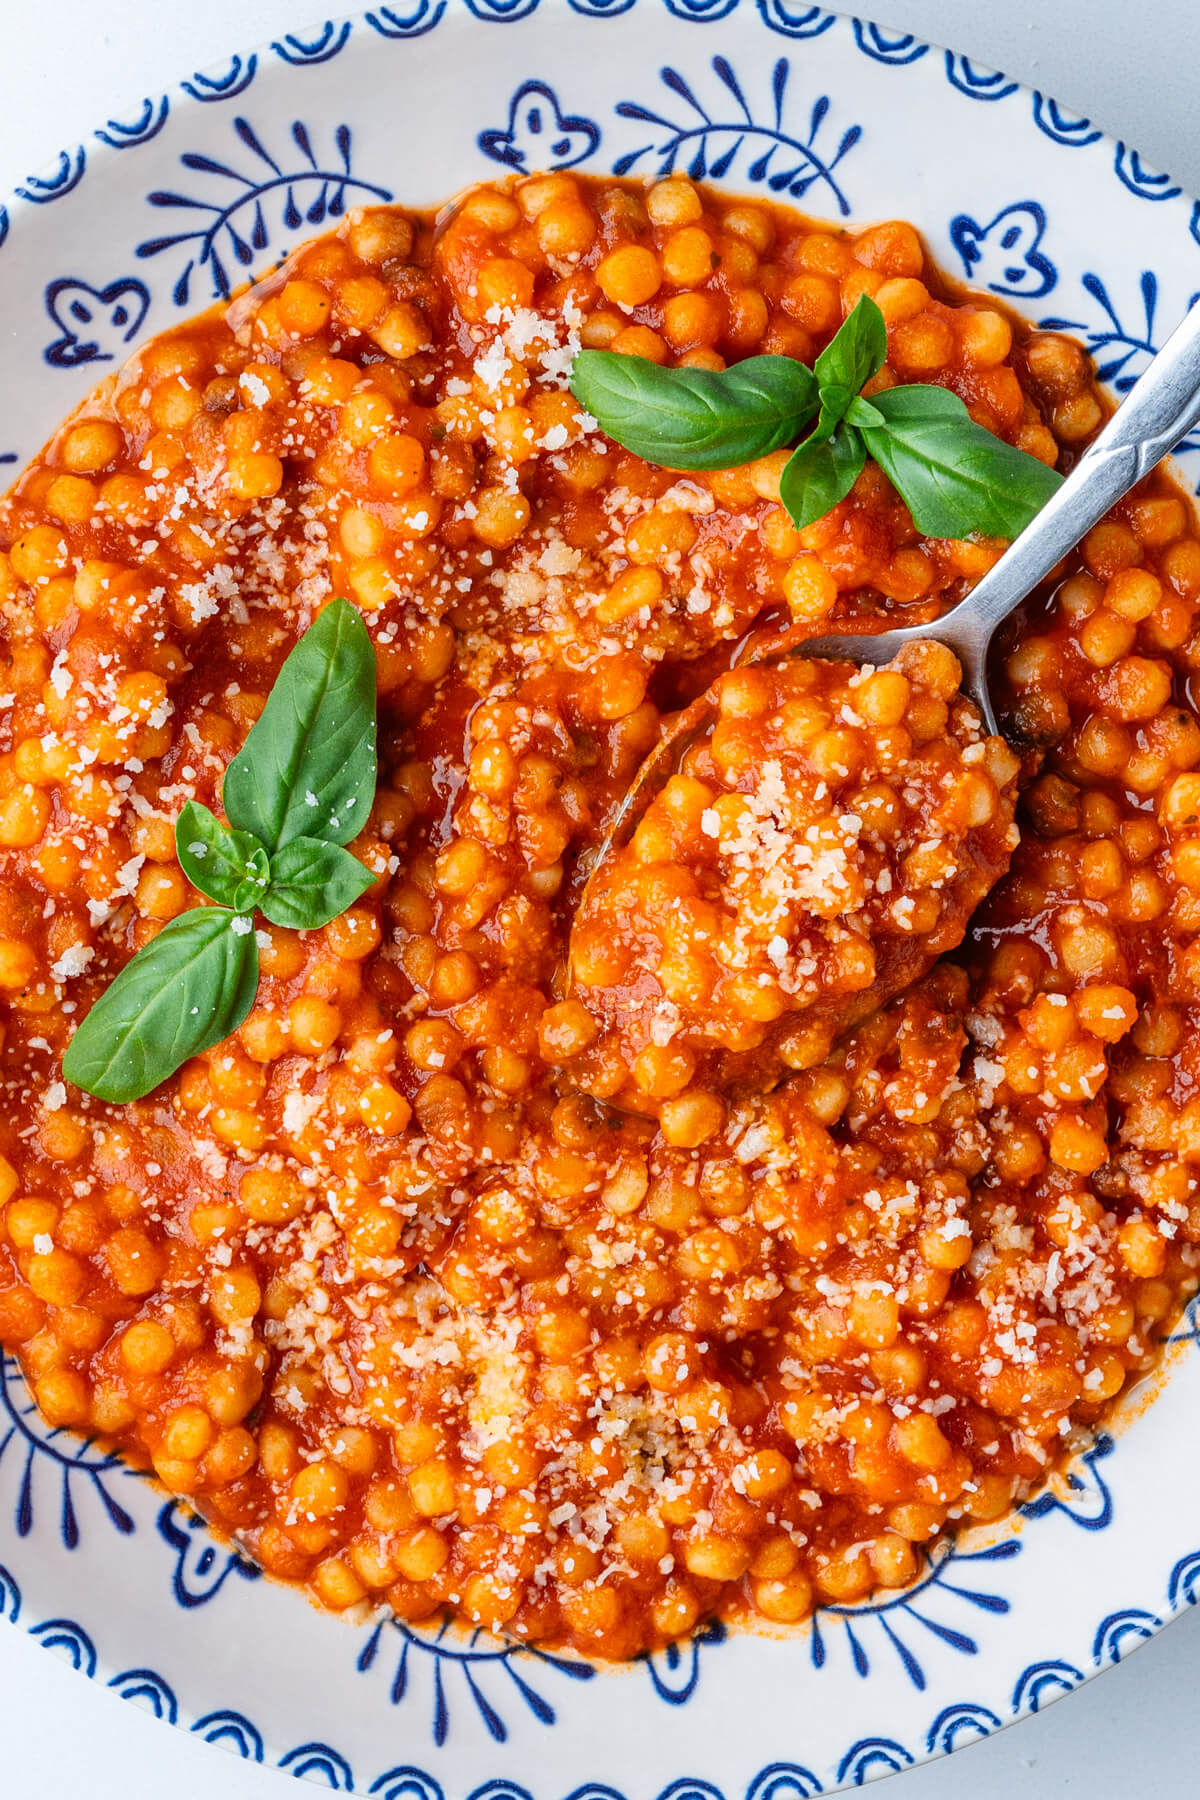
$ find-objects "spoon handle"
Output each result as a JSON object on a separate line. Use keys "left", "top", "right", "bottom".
{"left": 800, "top": 294, "right": 1200, "bottom": 731}
{"left": 954, "top": 293, "right": 1200, "bottom": 641}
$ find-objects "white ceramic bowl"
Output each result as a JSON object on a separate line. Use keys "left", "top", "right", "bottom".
{"left": 3, "top": 5, "right": 1200, "bottom": 1793}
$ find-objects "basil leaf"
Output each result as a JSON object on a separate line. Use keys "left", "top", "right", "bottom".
{"left": 175, "top": 800, "right": 269, "bottom": 912}
{"left": 779, "top": 424, "right": 867, "bottom": 530}
{"left": 223, "top": 599, "right": 378, "bottom": 853}
{"left": 260, "top": 837, "right": 374, "bottom": 931}
{"left": 861, "top": 386, "right": 1063, "bottom": 538}
{"left": 569, "top": 350, "right": 818, "bottom": 470}
{"left": 814, "top": 295, "right": 888, "bottom": 422}
{"left": 62, "top": 909, "right": 259, "bottom": 1104}
{"left": 845, "top": 395, "right": 884, "bottom": 430}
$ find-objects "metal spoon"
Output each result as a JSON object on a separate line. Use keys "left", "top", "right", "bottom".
{"left": 802, "top": 294, "right": 1200, "bottom": 733}
{"left": 580, "top": 293, "right": 1200, "bottom": 883}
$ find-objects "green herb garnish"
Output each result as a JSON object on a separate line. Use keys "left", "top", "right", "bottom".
{"left": 570, "top": 294, "right": 1062, "bottom": 536}
{"left": 62, "top": 599, "right": 377, "bottom": 1104}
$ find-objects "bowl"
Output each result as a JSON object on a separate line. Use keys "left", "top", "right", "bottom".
{"left": 3, "top": 4, "right": 1200, "bottom": 1793}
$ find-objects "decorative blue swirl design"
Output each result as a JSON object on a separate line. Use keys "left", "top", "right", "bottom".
{"left": 1114, "top": 144, "right": 1182, "bottom": 202}
{"left": 924, "top": 1702, "right": 1001, "bottom": 1754}
{"left": 851, "top": 23, "right": 927, "bottom": 65}
{"left": 663, "top": 0, "right": 742, "bottom": 19}
{"left": 365, "top": 2, "right": 449, "bottom": 35}
{"left": 0, "top": 206, "right": 8, "bottom": 252}
{"left": 1032, "top": 94, "right": 1101, "bottom": 148}
{"left": 643, "top": 1619, "right": 724, "bottom": 1703}
{"left": 836, "top": 1738, "right": 912, "bottom": 1785}
{"left": 745, "top": 1762, "right": 824, "bottom": 1800}
{"left": 369, "top": 1770, "right": 446, "bottom": 1800}
{"left": 1021, "top": 1433, "right": 1115, "bottom": 1530}
{"left": 480, "top": 82, "right": 601, "bottom": 171}
{"left": 613, "top": 56, "right": 860, "bottom": 213}
{"left": 270, "top": 22, "right": 356, "bottom": 64}
{"left": 43, "top": 276, "right": 150, "bottom": 368}
{"left": 155, "top": 1502, "right": 260, "bottom": 1607}
{"left": 136, "top": 116, "right": 392, "bottom": 305}
{"left": 182, "top": 56, "right": 259, "bottom": 102}
{"left": 1168, "top": 1549, "right": 1200, "bottom": 1610}
{"left": 95, "top": 97, "right": 171, "bottom": 150}
{"left": 15, "top": 147, "right": 88, "bottom": 204}
{"left": 0, "top": 1353, "right": 135, "bottom": 1547}
{"left": 30, "top": 1617, "right": 98, "bottom": 1676}
{"left": 755, "top": 1, "right": 836, "bottom": 40}
{"left": 190, "top": 1709, "right": 265, "bottom": 1759}
{"left": 109, "top": 1666, "right": 179, "bottom": 1722}
{"left": 949, "top": 201, "right": 1056, "bottom": 299}
{"left": 464, "top": 0, "right": 543, "bottom": 18}
{"left": 0, "top": 1562, "right": 20, "bottom": 1621}
{"left": 356, "top": 1615, "right": 596, "bottom": 1746}
{"left": 943, "top": 54, "right": 1018, "bottom": 102}
{"left": 1011, "top": 1658, "right": 1084, "bottom": 1714}
{"left": 809, "top": 1539, "right": 1018, "bottom": 1690}
{"left": 1039, "top": 270, "right": 1200, "bottom": 469}
{"left": 1092, "top": 1608, "right": 1162, "bottom": 1666}
{"left": 279, "top": 1742, "right": 356, "bottom": 1787}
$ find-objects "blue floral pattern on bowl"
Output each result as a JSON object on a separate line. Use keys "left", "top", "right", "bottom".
{"left": 3, "top": 5, "right": 1200, "bottom": 1795}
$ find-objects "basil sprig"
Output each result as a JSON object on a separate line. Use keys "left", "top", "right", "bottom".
{"left": 570, "top": 294, "right": 1062, "bottom": 537}
{"left": 62, "top": 600, "right": 378, "bottom": 1104}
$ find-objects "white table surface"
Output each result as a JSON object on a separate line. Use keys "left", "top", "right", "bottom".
{"left": 3, "top": 1, "right": 1200, "bottom": 1794}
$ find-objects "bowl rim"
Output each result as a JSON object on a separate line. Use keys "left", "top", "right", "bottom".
{"left": 2, "top": 5, "right": 1200, "bottom": 1796}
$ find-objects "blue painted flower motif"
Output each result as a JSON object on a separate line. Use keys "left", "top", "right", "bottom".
{"left": 43, "top": 276, "right": 151, "bottom": 368}
{"left": 809, "top": 1539, "right": 1019, "bottom": 1690}
{"left": 1021, "top": 1432, "right": 1115, "bottom": 1531}
{"left": 480, "top": 82, "right": 601, "bottom": 172}
{"left": 155, "top": 1501, "right": 260, "bottom": 1608}
{"left": 0, "top": 1353, "right": 136, "bottom": 1547}
{"left": 642, "top": 1618, "right": 724, "bottom": 1703}
{"left": 355, "top": 1615, "right": 597, "bottom": 1746}
{"left": 613, "top": 56, "right": 860, "bottom": 213}
{"left": 1040, "top": 270, "right": 1200, "bottom": 471}
{"left": 136, "top": 116, "right": 393, "bottom": 305}
{"left": 949, "top": 201, "right": 1056, "bottom": 299}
